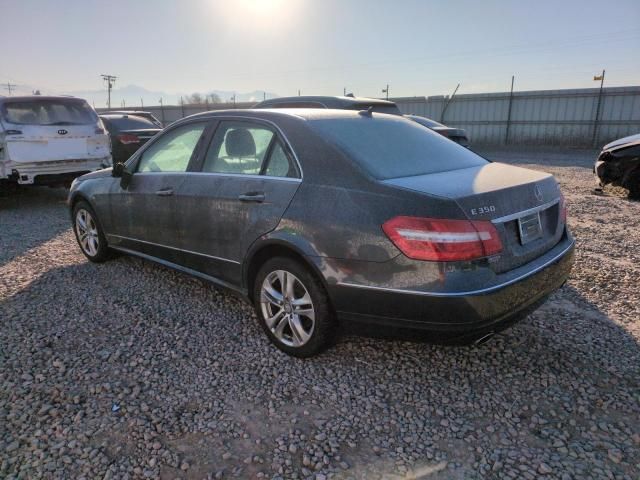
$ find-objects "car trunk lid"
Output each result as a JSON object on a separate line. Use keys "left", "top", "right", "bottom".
{"left": 383, "top": 162, "right": 565, "bottom": 272}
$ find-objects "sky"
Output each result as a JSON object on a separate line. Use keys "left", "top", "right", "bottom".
{"left": 1, "top": 0, "right": 639, "bottom": 103}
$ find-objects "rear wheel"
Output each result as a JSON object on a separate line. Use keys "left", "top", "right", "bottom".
{"left": 72, "top": 201, "right": 110, "bottom": 262}
{"left": 253, "top": 257, "right": 335, "bottom": 357}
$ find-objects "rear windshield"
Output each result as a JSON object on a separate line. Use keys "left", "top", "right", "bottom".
{"left": 103, "top": 115, "right": 159, "bottom": 130}
{"left": 309, "top": 115, "right": 486, "bottom": 179}
{"left": 2, "top": 99, "right": 98, "bottom": 126}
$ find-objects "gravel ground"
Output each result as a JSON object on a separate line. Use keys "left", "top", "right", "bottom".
{"left": 1, "top": 147, "right": 639, "bottom": 480}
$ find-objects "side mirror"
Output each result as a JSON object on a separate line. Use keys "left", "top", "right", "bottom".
{"left": 112, "top": 162, "right": 124, "bottom": 177}
{"left": 112, "top": 162, "right": 133, "bottom": 189}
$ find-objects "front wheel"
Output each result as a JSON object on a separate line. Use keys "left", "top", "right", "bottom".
{"left": 72, "top": 201, "right": 110, "bottom": 262}
{"left": 253, "top": 257, "right": 336, "bottom": 357}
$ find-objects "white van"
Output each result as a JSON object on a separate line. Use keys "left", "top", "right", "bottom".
{"left": 0, "top": 95, "right": 111, "bottom": 188}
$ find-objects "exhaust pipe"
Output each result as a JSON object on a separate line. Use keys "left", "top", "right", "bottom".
{"left": 474, "top": 332, "right": 495, "bottom": 346}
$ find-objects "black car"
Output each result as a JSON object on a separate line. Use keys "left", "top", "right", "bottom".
{"left": 69, "top": 109, "right": 574, "bottom": 357}
{"left": 100, "top": 114, "right": 163, "bottom": 164}
{"left": 405, "top": 115, "right": 470, "bottom": 147}
{"left": 594, "top": 133, "right": 640, "bottom": 198}
{"left": 254, "top": 95, "right": 402, "bottom": 115}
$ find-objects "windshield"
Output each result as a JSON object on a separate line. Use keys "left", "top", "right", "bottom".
{"left": 103, "top": 115, "right": 160, "bottom": 130}
{"left": 309, "top": 115, "right": 486, "bottom": 179}
{"left": 1, "top": 99, "right": 98, "bottom": 126}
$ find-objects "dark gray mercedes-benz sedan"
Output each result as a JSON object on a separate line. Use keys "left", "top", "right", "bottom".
{"left": 68, "top": 109, "right": 574, "bottom": 357}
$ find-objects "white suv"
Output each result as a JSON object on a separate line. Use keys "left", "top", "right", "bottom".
{"left": 0, "top": 95, "right": 111, "bottom": 189}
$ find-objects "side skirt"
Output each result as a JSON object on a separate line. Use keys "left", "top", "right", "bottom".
{"left": 110, "top": 245, "right": 250, "bottom": 301}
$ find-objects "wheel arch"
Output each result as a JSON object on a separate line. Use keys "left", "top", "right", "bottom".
{"left": 243, "top": 239, "right": 330, "bottom": 304}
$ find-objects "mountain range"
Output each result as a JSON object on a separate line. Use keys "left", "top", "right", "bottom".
{"left": 6, "top": 83, "right": 279, "bottom": 108}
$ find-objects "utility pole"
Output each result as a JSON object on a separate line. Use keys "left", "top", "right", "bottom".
{"left": 4, "top": 81, "right": 17, "bottom": 95}
{"left": 140, "top": 97, "right": 144, "bottom": 108}
{"left": 592, "top": 69, "right": 606, "bottom": 147}
{"left": 382, "top": 84, "right": 389, "bottom": 100}
{"left": 101, "top": 74, "right": 117, "bottom": 109}
{"left": 343, "top": 87, "right": 346, "bottom": 96}
{"left": 298, "top": 89, "right": 301, "bottom": 96}
{"left": 263, "top": 91, "right": 266, "bottom": 101}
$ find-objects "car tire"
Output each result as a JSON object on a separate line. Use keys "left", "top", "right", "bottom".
{"left": 72, "top": 200, "right": 110, "bottom": 263}
{"left": 253, "top": 257, "right": 336, "bottom": 357}
{"left": 627, "top": 174, "right": 640, "bottom": 200}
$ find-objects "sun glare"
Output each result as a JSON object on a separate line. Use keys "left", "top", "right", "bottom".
{"left": 213, "top": 0, "right": 299, "bottom": 30}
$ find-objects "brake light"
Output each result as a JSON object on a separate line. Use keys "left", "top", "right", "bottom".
{"left": 559, "top": 192, "right": 567, "bottom": 224}
{"left": 117, "top": 133, "right": 140, "bottom": 145}
{"left": 382, "top": 216, "right": 503, "bottom": 261}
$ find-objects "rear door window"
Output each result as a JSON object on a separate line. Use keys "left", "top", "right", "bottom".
{"left": 201, "top": 121, "right": 299, "bottom": 178}
{"left": 202, "top": 121, "right": 275, "bottom": 175}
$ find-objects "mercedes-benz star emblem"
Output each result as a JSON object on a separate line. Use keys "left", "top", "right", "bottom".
{"left": 534, "top": 185, "right": 543, "bottom": 202}
{"left": 58, "top": 129, "right": 68, "bottom": 135}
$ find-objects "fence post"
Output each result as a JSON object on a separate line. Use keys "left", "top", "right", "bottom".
{"left": 592, "top": 70, "right": 605, "bottom": 147}
{"left": 505, "top": 75, "right": 515, "bottom": 145}
{"left": 440, "top": 83, "right": 460, "bottom": 123}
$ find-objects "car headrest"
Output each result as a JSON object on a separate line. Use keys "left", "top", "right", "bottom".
{"left": 225, "top": 128, "right": 256, "bottom": 157}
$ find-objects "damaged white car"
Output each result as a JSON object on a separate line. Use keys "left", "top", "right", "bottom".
{"left": 0, "top": 95, "right": 111, "bottom": 190}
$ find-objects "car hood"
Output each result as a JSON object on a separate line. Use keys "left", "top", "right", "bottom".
{"left": 603, "top": 133, "right": 640, "bottom": 151}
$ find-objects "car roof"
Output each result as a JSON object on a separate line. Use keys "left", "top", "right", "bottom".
{"left": 99, "top": 113, "right": 149, "bottom": 118}
{"left": 0, "top": 95, "right": 86, "bottom": 105}
{"left": 181, "top": 108, "right": 406, "bottom": 124}
{"left": 253, "top": 95, "right": 398, "bottom": 109}
{"left": 102, "top": 110, "right": 154, "bottom": 115}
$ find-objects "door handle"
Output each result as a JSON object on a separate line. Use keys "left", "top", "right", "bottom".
{"left": 238, "top": 191, "right": 265, "bottom": 203}
{"left": 155, "top": 188, "right": 174, "bottom": 196}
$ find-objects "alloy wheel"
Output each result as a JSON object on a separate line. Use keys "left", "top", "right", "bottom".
{"left": 260, "top": 270, "right": 316, "bottom": 347}
{"left": 75, "top": 209, "right": 100, "bottom": 257}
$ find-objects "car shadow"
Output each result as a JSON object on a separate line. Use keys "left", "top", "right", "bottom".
{"left": 0, "top": 186, "right": 71, "bottom": 268}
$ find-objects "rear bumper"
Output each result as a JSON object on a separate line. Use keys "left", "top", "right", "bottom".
{"left": 1, "top": 157, "right": 111, "bottom": 184}
{"left": 328, "top": 237, "right": 575, "bottom": 338}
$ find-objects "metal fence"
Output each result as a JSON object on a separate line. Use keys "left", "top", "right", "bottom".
{"left": 97, "top": 86, "right": 640, "bottom": 147}
{"left": 394, "top": 86, "right": 640, "bottom": 147}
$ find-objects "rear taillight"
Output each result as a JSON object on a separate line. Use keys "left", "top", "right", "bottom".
{"left": 382, "top": 216, "right": 503, "bottom": 262}
{"left": 117, "top": 133, "right": 140, "bottom": 145}
{"left": 95, "top": 127, "right": 105, "bottom": 134}
{"left": 559, "top": 192, "right": 567, "bottom": 224}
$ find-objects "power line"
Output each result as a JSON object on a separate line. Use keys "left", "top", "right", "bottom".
{"left": 4, "top": 81, "right": 17, "bottom": 95}
{"left": 101, "top": 74, "right": 117, "bottom": 109}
